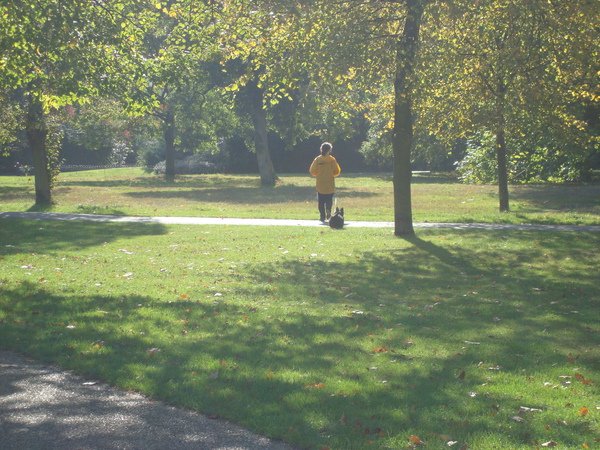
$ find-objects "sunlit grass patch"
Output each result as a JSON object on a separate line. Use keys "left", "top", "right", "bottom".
{"left": 1, "top": 168, "right": 599, "bottom": 224}
{"left": 0, "top": 219, "right": 598, "bottom": 449}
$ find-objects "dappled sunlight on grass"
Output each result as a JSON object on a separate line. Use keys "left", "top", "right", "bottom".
{"left": 0, "top": 220, "right": 598, "bottom": 448}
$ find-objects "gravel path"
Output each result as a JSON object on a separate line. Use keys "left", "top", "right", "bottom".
{"left": 0, "top": 350, "right": 294, "bottom": 450}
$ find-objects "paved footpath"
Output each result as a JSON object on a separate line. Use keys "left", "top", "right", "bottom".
{"left": 0, "top": 350, "right": 294, "bottom": 450}
{"left": 2, "top": 211, "right": 600, "bottom": 231}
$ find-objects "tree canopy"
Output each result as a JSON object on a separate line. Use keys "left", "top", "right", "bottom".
{"left": 1, "top": 0, "right": 598, "bottom": 231}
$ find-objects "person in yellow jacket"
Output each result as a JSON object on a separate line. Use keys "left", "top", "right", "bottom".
{"left": 309, "top": 142, "right": 341, "bottom": 222}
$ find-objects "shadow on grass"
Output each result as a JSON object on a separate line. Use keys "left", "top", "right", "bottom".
{"left": 58, "top": 174, "right": 263, "bottom": 189}
{"left": 0, "top": 186, "right": 33, "bottom": 202}
{"left": 510, "top": 184, "right": 600, "bottom": 213}
{"left": 0, "top": 218, "right": 167, "bottom": 255}
{"left": 361, "top": 173, "right": 458, "bottom": 184}
{"left": 124, "top": 185, "right": 377, "bottom": 204}
{"left": 1, "top": 231, "right": 597, "bottom": 448}
{"left": 24, "top": 203, "right": 60, "bottom": 213}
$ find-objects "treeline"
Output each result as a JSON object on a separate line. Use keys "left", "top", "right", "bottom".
{"left": 1, "top": 1, "right": 597, "bottom": 233}
{"left": 0, "top": 98, "right": 380, "bottom": 175}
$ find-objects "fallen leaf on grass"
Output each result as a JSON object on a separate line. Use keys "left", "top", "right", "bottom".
{"left": 123, "top": 272, "right": 133, "bottom": 278}
{"left": 579, "top": 407, "right": 589, "bottom": 416}
{"left": 574, "top": 373, "right": 593, "bottom": 385}
{"left": 146, "top": 347, "right": 160, "bottom": 356}
{"left": 373, "top": 346, "right": 388, "bottom": 353}
{"left": 511, "top": 416, "right": 524, "bottom": 423}
{"left": 541, "top": 441, "right": 557, "bottom": 447}
{"left": 409, "top": 435, "right": 424, "bottom": 445}
{"left": 179, "top": 293, "right": 189, "bottom": 300}
{"left": 306, "top": 382, "right": 325, "bottom": 389}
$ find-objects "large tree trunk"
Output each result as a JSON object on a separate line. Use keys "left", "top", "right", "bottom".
{"left": 163, "top": 106, "right": 176, "bottom": 183}
{"left": 392, "top": 0, "right": 424, "bottom": 236}
{"left": 247, "top": 80, "right": 277, "bottom": 187}
{"left": 495, "top": 83, "right": 510, "bottom": 212}
{"left": 26, "top": 95, "right": 51, "bottom": 206}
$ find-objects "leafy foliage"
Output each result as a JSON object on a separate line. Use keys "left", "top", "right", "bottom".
{"left": 417, "top": 0, "right": 599, "bottom": 183}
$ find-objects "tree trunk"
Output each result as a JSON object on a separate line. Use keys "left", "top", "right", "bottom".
{"left": 392, "top": 0, "right": 424, "bottom": 236}
{"left": 495, "top": 83, "right": 510, "bottom": 212}
{"left": 247, "top": 81, "right": 277, "bottom": 186}
{"left": 163, "top": 106, "right": 176, "bottom": 183}
{"left": 26, "top": 95, "right": 51, "bottom": 206}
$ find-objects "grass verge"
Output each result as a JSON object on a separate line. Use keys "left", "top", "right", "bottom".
{"left": 0, "top": 218, "right": 598, "bottom": 449}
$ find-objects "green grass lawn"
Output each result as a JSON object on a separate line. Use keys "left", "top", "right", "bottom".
{"left": 0, "top": 218, "right": 598, "bottom": 449}
{"left": 1, "top": 168, "right": 599, "bottom": 225}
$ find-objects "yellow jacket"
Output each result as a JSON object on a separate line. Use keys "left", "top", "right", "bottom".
{"left": 309, "top": 154, "right": 341, "bottom": 194}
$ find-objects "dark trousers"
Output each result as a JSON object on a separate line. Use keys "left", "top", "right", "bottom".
{"left": 317, "top": 193, "right": 334, "bottom": 220}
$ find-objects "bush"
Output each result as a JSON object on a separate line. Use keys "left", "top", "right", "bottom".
{"left": 140, "top": 140, "right": 166, "bottom": 171}
{"left": 456, "top": 132, "right": 593, "bottom": 184}
{"left": 455, "top": 134, "right": 498, "bottom": 183}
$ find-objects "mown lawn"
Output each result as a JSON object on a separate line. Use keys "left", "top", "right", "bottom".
{"left": 0, "top": 218, "right": 598, "bottom": 449}
{"left": 1, "top": 168, "right": 599, "bottom": 225}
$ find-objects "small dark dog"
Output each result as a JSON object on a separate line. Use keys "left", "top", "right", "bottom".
{"left": 329, "top": 207, "right": 344, "bottom": 229}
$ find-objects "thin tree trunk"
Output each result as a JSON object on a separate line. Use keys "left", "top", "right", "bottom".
{"left": 392, "top": 0, "right": 424, "bottom": 236}
{"left": 495, "top": 83, "right": 510, "bottom": 212}
{"left": 163, "top": 106, "right": 176, "bottom": 183}
{"left": 247, "top": 81, "right": 277, "bottom": 187}
{"left": 26, "top": 95, "right": 51, "bottom": 206}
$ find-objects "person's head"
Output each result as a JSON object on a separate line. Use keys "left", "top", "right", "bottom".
{"left": 320, "top": 142, "right": 333, "bottom": 155}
